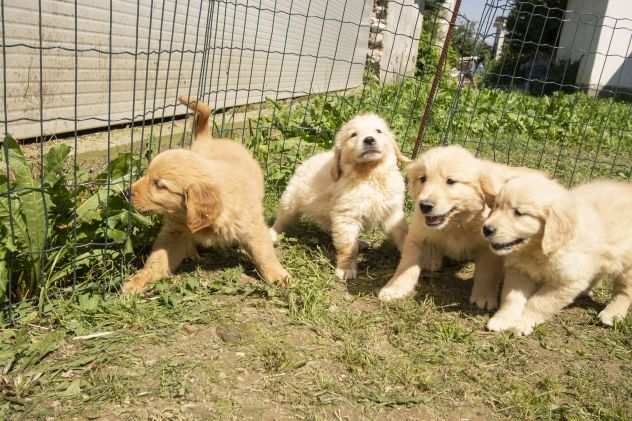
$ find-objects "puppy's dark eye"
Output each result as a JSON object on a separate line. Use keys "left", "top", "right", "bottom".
{"left": 446, "top": 178, "right": 456, "bottom": 185}
{"left": 514, "top": 209, "right": 524, "bottom": 217}
{"left": 419, "top": 176, "right": 427, "bottom": 183}
{"left": 350, "top": 132, "right": 357, "bottom": 138}
{"left": 376, "top": 128, "right": 382, "bottom": 134}
{"left": 153, "top": 179, "right": 166, "bottom": 189}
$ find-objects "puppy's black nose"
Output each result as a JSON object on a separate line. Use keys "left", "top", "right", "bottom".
{"left": 363, "top": 136, "right": 376, "bottom": 146}
{"left": 419, "top": 200, "right": 434, "bottom": 214}
{"left": 482, "top": 224, "right": 496, "bottom": 238}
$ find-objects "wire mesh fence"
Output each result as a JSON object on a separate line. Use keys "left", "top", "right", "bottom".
{"left": 1, "top": 0, "right": 631, "bottom": 314}
{"left": 445, "top": 0, "right": 632, "bottom": 186}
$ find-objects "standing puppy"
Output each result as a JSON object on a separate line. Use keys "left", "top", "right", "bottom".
{"left": 271, "top": 114, "right": 409, "bottom": 280}
{"left": 483, "top": 175, "right": 632, "bottom": 335}
{"left": 379, "top": 146, "right": 537, "bottom": 309}
{"left": 123, "top": 96, "right": 289, "bottom": 294}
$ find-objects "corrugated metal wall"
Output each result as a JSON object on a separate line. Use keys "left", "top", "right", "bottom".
{"left": 1, "top": 0, "right": 373, "bottom": 140}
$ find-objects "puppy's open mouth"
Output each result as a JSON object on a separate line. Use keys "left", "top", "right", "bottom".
{"left": 424, "top": 208, "right": 456, "bottom": 228}
{"left": 490, "top": 238, "right": 524, "bottom": 253}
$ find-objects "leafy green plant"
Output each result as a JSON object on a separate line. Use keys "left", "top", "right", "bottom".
{"left": 0, "top": 136, "right": 157, "bottom": 308}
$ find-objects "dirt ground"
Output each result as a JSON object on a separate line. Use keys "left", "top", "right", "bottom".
{"left": 2, "top": 219, "right": 632, "bottom": 420}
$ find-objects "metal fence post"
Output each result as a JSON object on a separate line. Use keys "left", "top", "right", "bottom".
{"left": 411, "top": 0, "right": 462, "bottom": 159}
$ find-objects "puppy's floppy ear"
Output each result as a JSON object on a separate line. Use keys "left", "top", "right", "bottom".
{"left": 389, "top": 135, "right": 411, "bottom": 166}
{"left": 405, "top": 161, "right": 422, "bottom": 196}
{"left": 479, "top": 172, "right": 502, "bottom": 208}
{"left": 479, "top": 164, "right": 508, "bottom": 207}
{"left": 330, "top": 146, "right": 342, "bottom": 181}
{"left": 185, "top": 182, "right": 222, "bottom": 233}
{"left": 542, "top": 196, "right": 575, "bottom": 255}
{"left": 330, "top": 121, "right": 350, "bottom": 181}
{"left": 479, "top": 164, "right": 544, "bottom": 208}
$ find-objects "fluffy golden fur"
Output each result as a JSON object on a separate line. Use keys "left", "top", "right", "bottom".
{"left": 122, "top": 96, "right": 289, "bottom": 294}
{"left": 483, "top": 174, "right": 632, "bottom": 334}
{"left": 379, "top": 145, "right": 541, "bottom": 309}
{"left": 271, "top": 113, "right": 409, "bottom": 280}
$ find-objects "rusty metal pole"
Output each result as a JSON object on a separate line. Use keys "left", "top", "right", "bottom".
{"left": 411, "top": 0, "right": 462, "bottom": 159}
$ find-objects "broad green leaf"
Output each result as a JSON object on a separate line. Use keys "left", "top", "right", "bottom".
{"left": 77, "top": 293, "right": 102, "bottom": 312}
{"left": 43, "top": 144, "right": 71, "bottom": 186}
{"left": 16, "top": 330, "right": 65, "bottom": 371}
{"left": 76, "top": 180, "right": 126, "bottom": 223}
{"left": 59, "top": 379, "right": 82, "bottom": 398}
{"left": 0, "top": 247, "right": 8, "bottom": 304}
{"left": 3, "top": 135, "right": 47, "bottom": 286}
{"left": 0, "top": 173, "right": 7, "bottom": 193}
{"left": 104, "top": 228, "right": 127, "bottom": 243}
{"left": 96, "top": 152, "right": 139, "bottom": 182}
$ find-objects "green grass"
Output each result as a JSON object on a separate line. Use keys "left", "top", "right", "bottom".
{"left": 1, "top": 217, "right": 631, "bottom": 419}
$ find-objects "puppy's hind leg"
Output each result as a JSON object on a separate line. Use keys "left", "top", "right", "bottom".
{"left": 122, "top": 226, "right": 194, "bottom": 294}
{"left": 599, "top": 269, "right": 632, "bottom": 326}
{"left": 382, "top": 208, "right": 408, "bottom": 252}
{"left": 514, "top": 279, "right": 591, "bottom": 335}
{"left": 270, "top": 196, "right": 300, "bottom": 243}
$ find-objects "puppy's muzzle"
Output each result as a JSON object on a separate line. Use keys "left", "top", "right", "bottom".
{"left": 482, "top": 224, "right": 496, "bottom": 238}
{"left": 363, "top": 136, "right": 376, "bottom": 146}
{"left": 419, "top": 200, "right": 434, "bottom": 214}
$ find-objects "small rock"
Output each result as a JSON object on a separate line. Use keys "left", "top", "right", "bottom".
{"left": 215, "top": 325, "right": 242, "bottom": 343}
{"left": 183, "top": 324, "right": 195, "bottom": 334}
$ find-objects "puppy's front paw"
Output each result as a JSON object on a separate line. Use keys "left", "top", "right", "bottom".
{"left": 122, "top": 272, "right": 152, "bottom": 295}
{"left": 598, "top": 308, "right": 624, "bottom": 327}
{"left": 335, "top": 265, "right": 357, "bottom": 281}
{"left": 470, "top": 288, "right": 499, "bottom": 311}
{"left": 269, "top": 267, "right": 291, "bottom": 287}
{"left": 378, "top": 284, "right": 413, "bottom": 302}
{"left": 510, "top": 319, "right": 537, "bottom": 336}
{"left": 486, "top": 314, "right": 518, "bottom": 332}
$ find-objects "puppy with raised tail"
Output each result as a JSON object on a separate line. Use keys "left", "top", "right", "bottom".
{"left": 122, "top": 96, "right": 289, "bottom": 294}
{"left": 270, "top": 114, "right": 409, "bottom": 280}
{"left": 483, "top": 174, "right": 632, "bottom": 335}
{"left": 379, "top": 145, "right": 540, "bottom": 310}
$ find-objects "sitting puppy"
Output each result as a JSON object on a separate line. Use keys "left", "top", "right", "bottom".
{"left": 379, "top": 145, "right": 538, "bottom": 309}
{"left": 483, "top": 174, "right": 632, "bottom": 335}
{"left": 122, "top": 96, "right": 289, "bottom": 294}
{"left": 270, "top": 114, "right": 409, "bottom": 280}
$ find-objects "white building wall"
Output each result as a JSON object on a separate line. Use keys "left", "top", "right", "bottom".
{"left": 0, "top": 0, "right": 372, "bottom": 140}
{"left": 379, "top": 0, "right": 424, "bottom": 82}
{"left": 558, "top": 0, "right": 632, "bottom": 91}
{"left": 601, "top": 0, "right": 632, "bottom": 89}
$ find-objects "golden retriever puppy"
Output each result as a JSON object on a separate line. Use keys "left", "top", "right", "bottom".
{"left": 378, "top": 145, "right": 538, "bottom": 309}
{"left": 122, "top": 96, "right": 289, "bottom": 294}
{"left": 270, "top": 113, "right": 409, "bottom": 280}
{"left": 483, "top": 174, "right": 632, "bottom": 334}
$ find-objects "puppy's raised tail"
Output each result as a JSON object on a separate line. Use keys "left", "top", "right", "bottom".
{"left": 179, "top": 96, "right": 212, "bottom": 142}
